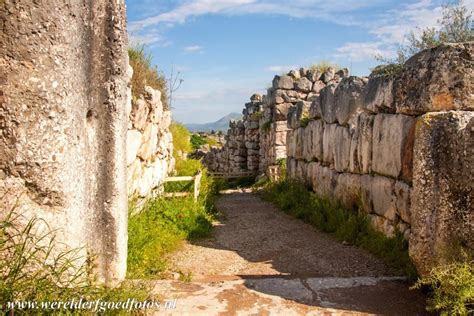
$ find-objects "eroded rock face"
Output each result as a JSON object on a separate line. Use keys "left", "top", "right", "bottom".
{"left": 394, "top": 42, "right": 474, "bottom": 114}
{"left": 0, "top": 0, "right": 129, "bottom": 285}
{"left": 410, "top": 111, "right": 474, "bottom": 275}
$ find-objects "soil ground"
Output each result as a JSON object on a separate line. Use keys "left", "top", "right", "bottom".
{"left": 150, "top": 191, "right": 429, "bottom": 315}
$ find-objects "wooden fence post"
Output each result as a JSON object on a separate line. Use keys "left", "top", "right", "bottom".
{"left": 193, "top": 171, "right": 202, "bottom": 202}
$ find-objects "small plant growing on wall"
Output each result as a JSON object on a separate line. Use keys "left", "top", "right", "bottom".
{"left": 261, "top": 121, "right": 272, "bottom": 133}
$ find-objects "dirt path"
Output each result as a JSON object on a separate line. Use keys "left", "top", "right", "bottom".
{"left": 151, "top": 191, "right": 428, "bottom": 315}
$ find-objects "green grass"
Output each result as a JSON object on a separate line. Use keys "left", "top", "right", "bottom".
{"left": 214, "top": 176, "right": 256, "bottom": 191}
{"left": 128, "top": 158, "right": 218, "bottom": 279}
{"left": 170, "top": 122, "right": 192, "bottom": 157}
{"left": 0, "top": 205, "right": 154, "bottom": 315}
{"left": 261, "top": 180, "right": 417, "bottom": 279}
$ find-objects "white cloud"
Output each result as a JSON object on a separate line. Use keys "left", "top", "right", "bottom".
{"left": 129, "top": 0, "right": 386, "bottom": 31}
{"left": 183, "top": 45, "right": 203, "bottom": 53}
{"left": 335, "top": 42, "right": 395, "bottom": 62}
{"left": 265, "top": 65, "right": 299, "bottom": 73}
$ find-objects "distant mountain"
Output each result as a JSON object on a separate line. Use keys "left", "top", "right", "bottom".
{"left": 186, "top": 112, "right": 242, "bottom": 132}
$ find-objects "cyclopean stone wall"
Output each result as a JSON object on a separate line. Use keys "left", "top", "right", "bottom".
{"left": 0, "top": 1, "right": 129, "bottom": 284}
{"left": 286, "top": 43, "right": 473, "bottom": 275}
{"left": 126, "top": 85, "right": 174, "bottom": 199}
{"left": 204, "top": 94, "right": 262, "bottom": 173}
{"left": 260, "top": 67, "right": 349, "bottom": 172}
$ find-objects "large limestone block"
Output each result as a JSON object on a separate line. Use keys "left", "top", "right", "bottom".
{"left": 312, "top": 81, "right": 326, "bottom": 94}
{"left": 307, "top": 69, "right": 322, "bottom": 82}
{"left": 287, "top": 158, "right": 298, "bottom": 179}
{"left": 295, "top": 160, "right": 308, "bottom": 184}
{"left": 394, "top": 181, "right": 411, "bottom": 224}
{"left": 131, "top": 99, "right": 149, "bottom": 131}
{"left": 349, "top": 113, "right": 374, "bottom": 174}
{"left": 126, "top": 130, "right": 143, "bottom": 165}
{"left": 275, "top": 121, "right": 289, "bottom": 132}
{"left": 275, "top": 145, "right": 286, "bottom": 160}
{"left": 309, "top": 97, "right": 322, "bottom": 119}
{"left": 274, "top": 103, "right": 293, "bottom": 121}
{"left": 311, "top": 164, "right": 338, "bottom": 198}
{"left": 372, "top": 114, "right": 416, "bottom": 180}
{"left": 273, "top": 75, "right": 295, "bottom": 90}
{"left": 296, "top": 77, "right": 313, "bottom": 92}
{"left": 320, "top": 83, "right": 338, "bottom": 124}
{"left": 334, "top": 173, "right": 361, "bottom": 208}
{"left": 309, "top": 120, "right": 324, "bottom": 161}
{"left": 287, "top": 130, "right": 296, "bottom": 158}
{"left": 334, "top": 76, "right": 367, "bottom": 125}
{"left": 138, "top": 123, "right": 159, "bottom": 161}
{"left": 369, "top": 214, "right": 396, "bottom": 238}
{"left": 294, "top": 128, "right": 305, "bottom": 160}
{"left": 322, "top": 123, "right": 338, "bottom": 164}
{"left": 394, "top": 42, "right": 474, "bottom": 114}
{"left": 370, "top": 176, "right": 397, "bottom": 221}
{"left": 302, "top": 125, "right": 313, "bottom": 161}
{"left": 333, "top": 126, "right": 351, "bottom": 172}
{"left": 321, "top": 67, "right": 336, "bottom": 83}
{"left": 410, "top": 111, "right": 474, "bottom": 275}
{"left": 364, "top": 75, "right": 394, "bottom": 113}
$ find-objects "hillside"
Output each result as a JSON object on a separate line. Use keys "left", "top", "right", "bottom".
{"left": 186, "top": 112, "right": 242, "bottom": 132}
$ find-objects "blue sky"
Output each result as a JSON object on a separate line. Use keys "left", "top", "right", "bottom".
{"left": 125, "top": 0, "right": 473, "bottom": 124}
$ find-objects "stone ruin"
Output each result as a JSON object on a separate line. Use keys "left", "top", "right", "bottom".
{"left": 204, "top": 42, "right": 474, "bottom": 275}
{"left": 126, "top": 85, "right": 174, "bottom": 199}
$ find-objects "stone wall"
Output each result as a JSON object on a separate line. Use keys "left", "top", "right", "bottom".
{"left": 260, "top": 68, "right": 349, "bottom": 172}
{"left": 286, "top": 43, "right": 473, "bottom": 274}
{"left": 204, "top": 94, "right": 263, "bottom": 173}
{"left": 0, "top": 1, "right": 129, "bottom": 284}
{"left": 126, "top": 86, "right": 174, "bottom": 199}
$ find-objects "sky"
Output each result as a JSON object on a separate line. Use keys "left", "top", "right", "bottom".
{"left": 125, "top": 0, "right": 474, "bottom": 124}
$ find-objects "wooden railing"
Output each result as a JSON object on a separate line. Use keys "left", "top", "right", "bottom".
{"left": 208, "top": 171, "right": 257, "bottom": 179}
{"left": 163, "top": 171, "right": 202, "bottom": 202}
{"left": 267, "top": 165, "right": 281, "bottom": 182}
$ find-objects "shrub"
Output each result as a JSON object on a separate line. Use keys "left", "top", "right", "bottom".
{"left": 412, "top": 254, "right": 474, "bottom": 315}
{"left": 261, "top": 180, "right": 417, "bottom": 279}
{"left": 170, "top": 122, "right": 191, "bottom": 158}
{"left": 300, "top": 115, "right": 311, "bottom": 127}
{"left": 261, "top": 121, "right": 271, "bottom": 133}
{"left": 190, "top": 134, "right": 207, "bottom": 150}
{"left": 128, "top": 45, "right": 169, "bottom": 109}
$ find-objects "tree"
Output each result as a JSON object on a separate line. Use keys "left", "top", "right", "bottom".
{"left": 377, "top": 0, "right": 473, "bottom": 67}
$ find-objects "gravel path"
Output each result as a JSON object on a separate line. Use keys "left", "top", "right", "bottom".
{"left": 151, "top": 191, "right": 428, "bottom": 315}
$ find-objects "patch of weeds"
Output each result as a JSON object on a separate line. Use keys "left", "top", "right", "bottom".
{"left": 250, "top": 111, "right": 262, "bottom": 120}
{"left": 260, "top": 121, "right": 271, "bottom": 133}
{"left": 300, "top": 115, "right": 311, "bottom": 127}
{"left": 261, "top": 180, "right": 417, "bottom": 279}
{"left": 0, "top": 204, "right": 154, "bottom": 315}
{"left": 178, "top": 271, "right": 193, "bottom": 283}
{"left": 411, "top": 251, "right": 473, "bottom": 315}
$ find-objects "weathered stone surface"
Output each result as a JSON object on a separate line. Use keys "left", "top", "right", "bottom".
{"left": 309, "top": 120, "right": 324, "bottom": 161}
{"left": 370, "top": 176, "right": 397, "bottom": 221}
{"left": 394, "top": 181, "right": 411, "bottom": 224}
{"left": 410, "top": 111, "right": 474, "bottom": 275}
{"left": 311, "top": 164, "right": 338, "bottom": 197}
{"left": 138, "top": 123, "right": 159, "bottom": 161}
{"left": 312, "top": 80, "right": 326, "bottom": 94}
{"left": 273, "top": 75, "right": 294, "bottom": 90}
{"left": 333, "top": 126, "right": 351, "bottom": 172}
{"left": 131, "top": 99, "right": 149, "bottom": 130}
{"left": 349, "top": 113, "right": 374, "bottom": 174}
{"left": 322, "top": 124, "right": 338, "bottom": 164}
{"left": 394, "top": 42, "right": 474, "bottom": 114}
{"left": 307, "top": 69, "right": 322, "bottom": 82}
{"left": 334, "top": 173, "right": 361, "bottom": 208}
{"left": 321, "top": 67, "right": 336, "bottom": 83}
{"left": 334, "top": 77, "right": 367, "bottom": 125}
{"left": 295, "top": 77, "right": 313, "bottom": 92}
{"left": 0, "top": 0, "right": 129, "bottom": 285}
{"left": 369, "top": 214, "right": 396, "bottom": 238}
{"left": 320, "top": 83, "right": 338, "bottom": 124}
{"left": 274, "top": 103, "right": 293, "bottom": 121}
{"left": 364, "top": 75, "right": 394, "bottom": 113}
{"left": 372, "top": 114, "right": 416, "bottom": 179}
{"left": 126, "top": 130, "right": 142, "bottom": 165}
{"left": 309, "top": 97, "right": 322, "bottom": 119}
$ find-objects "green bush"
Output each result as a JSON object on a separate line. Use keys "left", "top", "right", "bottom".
{"left": 261, "top": 180, "right": 417, "bottom": 279}
{"left": 190, "top": 134, "right": 207, "bottom": 150}
{"left": 170, "top": 122, "right": 191, "bottom": 158}
{"left": 412, "top": 255, "right": 474, "bottom": 315}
